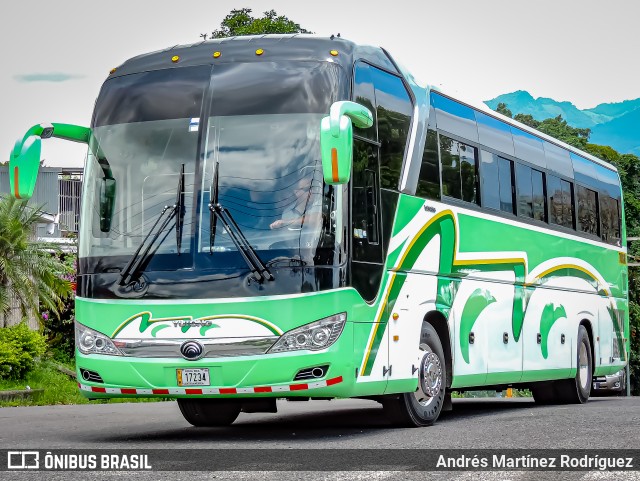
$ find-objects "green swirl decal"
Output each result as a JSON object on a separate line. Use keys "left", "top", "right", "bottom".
{"left": 199, "top": 324, "right": 220, "bottom": 336}
{"left": 460, "top": 289, "right": 496, "bottom": 363}
{"left": 539, "top": 303, "right": 567, "bottom": 359}
{"left": 151, "top": 324, "right": 169, "bottom": 338}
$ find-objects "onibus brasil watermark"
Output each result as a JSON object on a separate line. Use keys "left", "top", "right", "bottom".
{"left": 7, "top": 451, "right": 151, "bottom": 471}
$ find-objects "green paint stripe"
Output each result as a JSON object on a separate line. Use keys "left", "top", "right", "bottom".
{"left": 150, "top": 324, "right": 169, "bottom": 338}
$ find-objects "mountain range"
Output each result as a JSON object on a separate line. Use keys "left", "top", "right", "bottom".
{"left": 484, "top": 91, "right": 640, "bottom": 156}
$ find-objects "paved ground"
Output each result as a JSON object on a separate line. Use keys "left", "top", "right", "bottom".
{"left": 1, "top": 396, "right": 638, "bottom": 480}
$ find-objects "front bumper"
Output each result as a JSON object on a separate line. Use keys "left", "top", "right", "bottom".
{"left": 75, "top": 324, "right": 355, "bottom": 399}
{"left": 592, "top": 372, "right": 624, "bottom": 392}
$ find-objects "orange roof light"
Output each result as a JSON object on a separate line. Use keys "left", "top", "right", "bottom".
{"left": 255, "top": 49, "right": 264, "bottom": 56}
{"left": 213, "top": 51, "right": 221, "bottom": 58}
{"left": 171, "top": 55, "right": 180, "bottom": 63}
{"left": 109, "top": 68, "right": 117, "bottom": 74}
{"left": 330, "top": 50, "right": 339, "bottom": 57}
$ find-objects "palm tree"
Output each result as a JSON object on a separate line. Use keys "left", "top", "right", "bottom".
{"left": 0, "top": 195, "right": 72, "bottom": 327}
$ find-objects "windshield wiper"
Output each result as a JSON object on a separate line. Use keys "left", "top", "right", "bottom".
{"left": 209, "top": 161, "right": 219, "bottom": 254}
{"left": 118, "top": 165, "right": 184, "bottom": 286}
{"left": 175, "top": 164, "right": 186, "bottom": 255}
{"left": 209, "top": 202, "right": 274, "bottom": 282}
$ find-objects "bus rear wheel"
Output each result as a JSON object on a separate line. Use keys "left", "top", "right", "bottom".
{"left": 531, "top": 325, "right": 592, "bottom": 405}
{"left": 177, "top": 398, "right": 241, "bottom": 427}
{"left": 382, "top": 323, "right": 447, "bottom": 427}
{"left": 556, "top": 325, "right": 592, "bottom": 404}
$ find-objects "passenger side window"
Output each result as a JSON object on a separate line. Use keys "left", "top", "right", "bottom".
{"left": 531, "top": 169, "right": 546, "bottom": 221}
{"left": 480, "top": 151, "right": 514, "bottom": 214}
{"left": 600, "top": 194, "right": 621, "bottom": 246}
{"left": 440, "top": 134, "right": 478, "bottom": 204}
{"left": 576, "top": 185, "right": 599, "bottom": 236}
{"left": 369, "top": 67, "right": 412, "bottom": 190}
{"left": 352, "top": 62, "right": 377, "bottom": 142}
{"left": 516, "top": 164, "right": 545, "bottom": 221}
{"left": 417, "top": 129, "right": 440, "bottom": 200}
{"left": 547, "top": 174, "right": 574, "bottom": 229}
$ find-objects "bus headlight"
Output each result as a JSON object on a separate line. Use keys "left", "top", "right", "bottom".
{"left": 268, "top": 313, "right": 346, "bottom": 353}
{"left": 75, "top": 322, "right": 122, "bottom": 356}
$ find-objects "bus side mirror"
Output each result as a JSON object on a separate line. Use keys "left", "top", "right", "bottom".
{"left": 8, "top": 123, "right": 91, "bottom": 200}
{"left": 99, "top": 177, "right": 116, "bottom": 232}
{"left": 320, "top": 101, "right": 373, "bottom": 185}
{"left": 9, "top": 135, "right": 42, "bottom": 200}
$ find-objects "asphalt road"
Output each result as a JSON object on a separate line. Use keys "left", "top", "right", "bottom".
{"left": 1, "top": 396, "right": 639, "bottom": 480}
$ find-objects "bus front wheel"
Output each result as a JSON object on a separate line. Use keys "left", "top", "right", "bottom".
{"left": 382, "top": 323, "right": 447, "bottom": 427}
{"left": 177, "top": 398, "right": 241, "bottom": 427}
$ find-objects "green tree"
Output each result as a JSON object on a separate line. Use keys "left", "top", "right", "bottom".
{"left": 208, "top": 8, "right": 311, "bottom": 39}
{"left": 496, "top": 102, "right": 513, "bottom": 118}
{"left": 0, "top": 196, "right": 72, "bottom": 327}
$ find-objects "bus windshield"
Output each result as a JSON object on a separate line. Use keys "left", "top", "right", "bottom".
{"left": 79, "top": 61, "right": 348, "bottom": 287}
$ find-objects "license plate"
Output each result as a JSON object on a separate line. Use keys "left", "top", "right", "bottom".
{"left": 177, "top": 368, "right": 210, "bottom": 386}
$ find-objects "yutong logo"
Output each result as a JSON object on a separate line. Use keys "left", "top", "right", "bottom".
{"left": 180, "top": 340, "right": 205, "bottom": 360}
{"left": 172, "top": 319, "right": 213, "bottom": 328}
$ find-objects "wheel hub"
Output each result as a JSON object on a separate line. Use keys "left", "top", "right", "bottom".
{"left": 421, "top": 351, "right": 442, "bottom": 397}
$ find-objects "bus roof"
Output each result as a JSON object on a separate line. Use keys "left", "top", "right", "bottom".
{"left": 108, "top": 34, "right": 395, "bottom": 80}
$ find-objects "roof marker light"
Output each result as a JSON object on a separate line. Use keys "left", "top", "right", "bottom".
{"left": 109, "top": 68, "right": 116, "bottom": 74}
{"left": 255, "top": 49, "right": 264, "bottom": 56}
{"left": 171, "top": 55, "right": 180, "bottom": 63}
{"left": 330, "top": 50, "right": 339, "bottom": 56}
{"left": 213, "top": 51, "right": 221, "bottom": 58}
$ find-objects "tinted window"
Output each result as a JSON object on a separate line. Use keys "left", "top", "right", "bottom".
{"left": 516, "top": 164, "right": 533, "bottom": 218}
{"left": 600, "top": 195, "right": 621, "bottom": 246}
{"left": 370, "top": 67, "right": 412, "bottom": 190}
{"left": 441, "top": 135, "right": 478, "bottom": 203}
{"left": 498, "top": 157, "right": 515, "bottom": 214}
{"left": 532, "top": 169, "right": 546, "bottom": 221}
{"left": 352, "top": 139, "right": 382, "bottom": 263}
{"left": 352, "top": 62, "right": 377, "bottom": 141}
{"left": 576, "top": 185, "right": 599, "bottom": 236}
{"left": 94, "top": 66, "right": 211, "bottom": 127}
{"left": 481, "top": 151, "right": 513, "bottom": 214}
{"left": 417, "top": 129, "right": 440, "bottom": 199}
{"left": 547, "top": 174, "right": 574, "bottom": 229}
{"left": 209, "top": 62, "right": 344, "bottom": 116}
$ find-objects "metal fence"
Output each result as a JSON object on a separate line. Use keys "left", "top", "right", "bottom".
{"left": 59, "top": 173, "right": 83, "bottom": 233}
{"left": 0, "top": 166, "right": 83, "bottom": 236}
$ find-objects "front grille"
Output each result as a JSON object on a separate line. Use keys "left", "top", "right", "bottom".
{"left": 80, "top": 369, "right": 104, "bottom": 383}
{"left": 293, "top": 365, "right": 329, "bottom": 381}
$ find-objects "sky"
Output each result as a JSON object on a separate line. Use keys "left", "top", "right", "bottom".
{"left": 1, "top": 0, "right": 638, "bottom": 168}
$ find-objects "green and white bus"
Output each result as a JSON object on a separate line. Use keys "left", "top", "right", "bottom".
{"left": 9, "top": 35, "right": 628, "bottom": 427}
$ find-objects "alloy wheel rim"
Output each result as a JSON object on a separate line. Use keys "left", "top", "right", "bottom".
{"left": 414, "top": 345, "right": 442, "bottom": 407}
{"left": 578, "top": 342, "right": 589, "bottom": 390}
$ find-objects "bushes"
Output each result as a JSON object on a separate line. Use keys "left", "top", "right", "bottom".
{"left": 42, "top": 253, "right": 76, "bottom": 363}
{"left": 0, "top": 323, "right": 47, "bottom": 379}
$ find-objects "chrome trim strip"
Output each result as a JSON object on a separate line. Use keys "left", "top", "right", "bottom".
{"left": 114, "top": 336, "right": 278, "bottom": 358}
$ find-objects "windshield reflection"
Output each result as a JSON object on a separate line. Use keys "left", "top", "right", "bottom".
{"left": 201, "top": 114, "right": 333, "bottom": 264}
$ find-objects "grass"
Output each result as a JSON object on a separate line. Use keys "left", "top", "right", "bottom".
{"left": 0, "top": 359, "right": 166, "bottom": 407}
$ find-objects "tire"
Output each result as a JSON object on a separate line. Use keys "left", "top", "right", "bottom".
{"left": 531, "top": 381, "right": 557, "bottom": 405}
{"left": 382, "top": 323, "right": 447, "bottom": 427}
{"left": 555, "top": 325, "right": 592, "bottom": 404}
{"left": 532, "top": 325, "right": 592, "bottom": 405}
{"left": 177, "top": 398, "right": 241, "bottom": 427}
